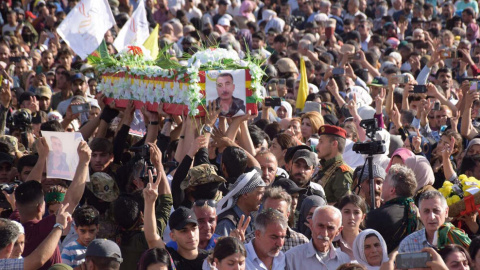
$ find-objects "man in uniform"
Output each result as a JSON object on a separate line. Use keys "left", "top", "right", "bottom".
{"left": 313, "top": 125, "right": 353, "bottom": 204}
{"left": 215, "top": 73, "right": 245, "bottom": 117}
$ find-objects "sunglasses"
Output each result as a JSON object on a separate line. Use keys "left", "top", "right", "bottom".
{"left": 194, "top": 199, "right": 216, "bottom": 208}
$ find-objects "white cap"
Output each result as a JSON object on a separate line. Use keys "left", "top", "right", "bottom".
{"left": 47, "top": 111, "right": 63, "bottom": 122}
{"left": 218, "top": 17, "right": 230, "bottom": 26}
{"left": 89, "top": 99, "right": 101, "bottom": 110}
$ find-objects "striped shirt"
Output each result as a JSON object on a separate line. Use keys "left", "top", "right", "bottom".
{"left": 61, "top": 240, "right": 87, "bottom": 267}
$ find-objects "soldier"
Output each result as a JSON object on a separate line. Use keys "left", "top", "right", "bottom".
{"left": 313, "top": 125, "right": 353, "bottom": 204}
{"left": 214, "top": 73, "right": 246, "bottom": 117}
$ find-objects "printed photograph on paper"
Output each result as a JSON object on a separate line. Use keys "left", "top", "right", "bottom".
{"left": 205, "top": 69, "right": 246, "bottom": 117}
{"left": 42, "top": 131, "right": 83, "bottom": 181}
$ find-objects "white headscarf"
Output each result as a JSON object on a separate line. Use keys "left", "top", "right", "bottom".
{"left": 264, "top": 17, "right": 285, "bottom": 33}
{"left": 352, "top": 229, "right": 389, "bottom": 270}
{"left": 216, "top": 171, "right": 265, "bottom": 216}
{"left": 275, "top": 101, "right": 292, "bottom": 119}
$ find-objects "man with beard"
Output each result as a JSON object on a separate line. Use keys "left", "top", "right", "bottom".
{"left": 354, "top": 164, "right": 385, "bottom": 209}
{"left": 56, "top": 73, "right": 92, "bottom": 116}
{"left": 245, "top": 209, "right": 287, "bottom": 270}
{"left": 287, "top": 148, "right": 325, "bottom": 211}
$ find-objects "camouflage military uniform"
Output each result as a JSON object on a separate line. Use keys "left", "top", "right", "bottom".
{"left": 312, "top": 155, "right": 353, "bottom": 203}
{"left": 86, "top": 172, "right": 120, "bottom": 240}
{"left": 181, "top": 163, "right": 226, "bottom": 191}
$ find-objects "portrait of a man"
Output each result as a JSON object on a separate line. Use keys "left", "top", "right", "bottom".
{"left": 47, "top": 136, "right": 70, "bottom": 177}
{"left": 215, "top": 73, "right": 246, "bottom": 117}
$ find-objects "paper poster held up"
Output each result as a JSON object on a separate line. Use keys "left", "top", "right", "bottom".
{"left": 42, "top": 131, "right": 84, "bottom": 181}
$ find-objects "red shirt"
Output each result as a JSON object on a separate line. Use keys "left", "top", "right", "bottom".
{"left": 22, "top": 214, "right": 61, "bottom": 270}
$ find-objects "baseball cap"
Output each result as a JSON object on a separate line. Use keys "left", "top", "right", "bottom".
{"left": 18, "top": 91, "right": 34, "bottom": 106}
{"left": 275, "top": 58, "right": 298, "bottom": 74}
{"left": 71, "top": 73, "right": 86, "bottom": 83}
{"left": 0, "top": 135, "right": 19, "bottom": 154}
{"left": 169, "top": 206, "right": 198, "bottom": 230}
{"left": 77, "top": 239, "right": 123, "bottom": 263}
{"left": 218, "top": 17, "right": 230, "bottom": 26}
{"left": 292, "top": 149, "right": 317, "bottom": 167}
{"left": 0, "top": 152, "right": 14, "bottom": 165}
{"left": 285, "top": 145, "right": 311, "bottom": 163}
{"left": 271, "top": 178, "right": 306, "bottom": 194}
{"left": 368, "top": 76, "right": 388, "bottom": 87}
{"left": 35, "top": 86, "right": 52, "bottom": 99}
{"left": 86, "top": 172, "right": 120, "bottom": 202}
{"left": 180, "top": 164, "right": 226, "bottom": 190}
{"left": 25, "top": 11, "right": 36, "bottom": 19}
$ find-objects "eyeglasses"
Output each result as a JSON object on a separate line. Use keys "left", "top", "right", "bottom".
{"left": 194, "top": 199, "right": 216, "bottom": 208}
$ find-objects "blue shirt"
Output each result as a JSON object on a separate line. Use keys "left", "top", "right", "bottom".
{"left": 166, "top": 233, "right": 221, "bottom": 251}
{"left": 398, "top": 228, "right": 435, "bottom": 253}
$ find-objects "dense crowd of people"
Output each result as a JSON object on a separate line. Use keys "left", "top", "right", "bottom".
{"left": 1, "top": 0, "right": 480, "bottom": 269}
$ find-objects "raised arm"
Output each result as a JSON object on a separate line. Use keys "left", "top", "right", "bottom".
{"left": 0, "top": 79, "right": 11, "bottom": 136}
{"left": 24, "top": 203, "right": 71, "bottom": 270}
{"left": 26, "top": 137, "right": 49, "bottom": 182}
{"left": 461, "top": 89, "right": 480, "bottom": 139}
{"left": 143, "top": 170, "right": 165, "bottom": 249}
{"left": 63, "top": 141, "right": 91, "bottom": 214}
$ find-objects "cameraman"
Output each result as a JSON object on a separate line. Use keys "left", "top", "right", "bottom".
{"left": 10, "top": 109, "right": 34, "bottom": 151}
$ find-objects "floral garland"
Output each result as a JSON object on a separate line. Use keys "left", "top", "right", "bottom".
{"left": 439, "top": 174, "right": 480, "bottom": 206}
{"left": 93, "top": 45, "right": 265, "bottom": 116}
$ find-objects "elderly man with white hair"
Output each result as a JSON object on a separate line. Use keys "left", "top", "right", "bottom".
{"left": 285, "top": 205, "right": 350, "bottom": 269}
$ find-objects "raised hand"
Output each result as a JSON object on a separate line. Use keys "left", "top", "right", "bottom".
{"left": 229, "top": 215, "right": 251, "bottom": 242}
{"left": 123, "top": 100, "right": 135, "bottom": 125}
{"left": 0, "top": 79, "right": 11, "bottom": 108}
{"left": 187, "top": 135, "right": 208, "bottom": 157}
{"left": 157, "top": 102, "right": 171, "bottom": 118}
{"left": 143, "top": 170, "right": 159, "bottom": 204}
{"left": 412, "top": 129, "right": 422, "bottom": 153}
{"left": 55, "top": 203, "right": 72, "bottom": 228}
{"left": 391, "top": 104, "right": 402, "bottom": 129}
{"left": 36, "top": 137, "right": 50, "bottom": 158}
{"left": 347, "top": 93, "right": 358, "bottom": 117}
{"left": 29, "top": 96, "right": 39, "bottom": 113}
{"left": 148, "top": 143, "right": 162, "bottom": 168}
{"left": 77, "top": 141, "right": 92, "bottom": 164}
{"left": 375, "top": 88, "right": 385, "bottom": 114}
{"left": 441, "top": 136, "right": 456, "bottom": 159}
{"left": 205, "top": 100, "right": 221, "bottom": 126}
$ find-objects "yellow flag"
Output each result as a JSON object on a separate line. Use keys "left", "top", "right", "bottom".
{"left": 143, "top": 24, "right": 160, "bottom": 60}
{"left": 296, "top": 57, "right": 308, "bottom": 111}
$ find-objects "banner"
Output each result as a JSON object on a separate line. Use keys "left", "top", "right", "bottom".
{"left": 113, "top": 0, "right": 150, "bottom": 52}
{"left": 57, "top": 0, "right": 116, "bottom": 60}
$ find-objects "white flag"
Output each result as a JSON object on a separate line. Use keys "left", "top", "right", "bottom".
{"left": 113, "top": 0, "right": 150, "bottom": 52}
{"left": 56, "top": 0, "right": 116, "bottom": 60}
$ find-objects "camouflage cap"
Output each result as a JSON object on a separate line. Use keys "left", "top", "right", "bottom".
{"left": 180, "top": 164, "right": 226, "bottom": 190}
{"left": 0, "top": 135, "right": 19, "bottom": 153}
{"left": 86, "top": 172, "right": 120, "bottom": 202}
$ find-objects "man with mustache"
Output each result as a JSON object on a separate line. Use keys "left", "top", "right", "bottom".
{"left": 214, "top": 73, "right": 245, "bottom": 117}
{"left": 366, "top": 164, "right": 419, "bottom": 253}
{"left": 285, "top": 205, "right": 350, "bottom": 269}
{"left": 355, "top": 164, "right": 385, "bottom": 209}
{"left": 245, "top": 208, "right": 288, "bottom": 270}
{"left": 287, "top": 148, "right": 325, "bottom": 213}
{"left": 398, "top": 190, "right": 471, "bottom": 252}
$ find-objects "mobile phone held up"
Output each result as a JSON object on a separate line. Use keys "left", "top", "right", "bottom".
{"left": 412, "top": 85, "right": 427, "bottom": 94}
{"left": 395, "top": 252, "right": 431, "bottom": 269}
{"left": 265, "top": 97, "right": 281, "bottom": 107}
{"left": 71, "top": 103, "right": 90, "bottom": 114}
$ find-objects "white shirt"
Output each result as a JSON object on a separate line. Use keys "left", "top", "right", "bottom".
{"left": 285, "top": 241, "right": 351, "bottom": 270}
{"left": 245, "top": 240, "right": 286, "bottom": 270}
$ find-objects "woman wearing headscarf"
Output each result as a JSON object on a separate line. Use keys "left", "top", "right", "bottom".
{"left": 236, "top": 29, "right": 253, "bottom": 52}
{"left": 385, "top": 148, "right": 415, "bottom": 172}
{"left": 467, "top": 23, "right": 480, "bottom": 45}
{"left": 404, "top": 154, "right": 435, "bottom": 191}
{"left": 234, "top": 1, "right": 256, "bottom": 29}
{"left": 264, "top": 17, "right": 285, "bottom": 34}
{"left": 352, "top": 229, "right": 389, "bottom": 270}
{"left": 274, "top": 101, "right": 292, "bottom": 119}
{"left": 296, "top": 195, "right": 326, "bottom": 239}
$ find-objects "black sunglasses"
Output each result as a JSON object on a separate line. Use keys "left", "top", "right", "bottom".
{"left": 194, "top": 199, "right": 216, "bottom": 208}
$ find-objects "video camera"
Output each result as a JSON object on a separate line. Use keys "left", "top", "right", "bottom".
{"left": 352, "top": 119, "right": 386, "bottom": 155}
{"left": 130, "top": 144, "right": 155, "bottom": 184}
